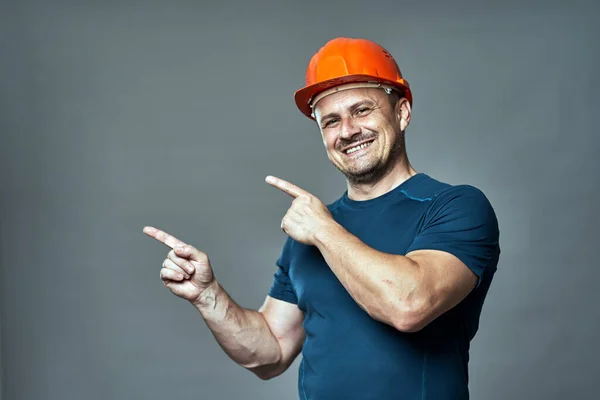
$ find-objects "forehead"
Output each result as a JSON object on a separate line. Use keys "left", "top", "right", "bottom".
{"left": 313, "top": 87, "right": 388, "bottom": 118}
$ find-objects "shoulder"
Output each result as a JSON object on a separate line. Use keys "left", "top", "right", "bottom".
{"left": 412, "top": 174, "right": 494, "bottom": 208}
{"left": 395, "top": 173, "right": 449, "bottom": 202}
{"left": 433, "top": 184, "right": 493, "bottom": 209}
{"left": 415, "top": 174, "right": 499, "bottom": 229}
{"left": 276, "top": 235, "right": 298, "bottom": 267}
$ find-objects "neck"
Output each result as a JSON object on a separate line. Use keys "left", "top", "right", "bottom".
{"left": 346, "top": 156, "right": 418, "bottom": 201}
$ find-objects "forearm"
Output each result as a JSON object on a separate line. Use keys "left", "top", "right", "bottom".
{"left": 191, "top": 281, "right": 283, "bottom": 374}
{"left": 313, "top": 222, "right": 423, "bottom": 330}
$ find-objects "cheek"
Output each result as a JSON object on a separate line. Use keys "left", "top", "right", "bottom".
{"left": 321, "top": 132, "right": 338, "bottom": 151}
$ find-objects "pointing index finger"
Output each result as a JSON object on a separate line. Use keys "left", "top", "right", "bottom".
{"left": 142, "top": 226, "right": 187, "bottom": 249}
{"left": 265, "top": 175, "right": 311, "bottom": 198}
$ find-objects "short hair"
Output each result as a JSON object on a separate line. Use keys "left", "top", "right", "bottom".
{"left": 386, "top": 89, "right": 404, "bottom": 108}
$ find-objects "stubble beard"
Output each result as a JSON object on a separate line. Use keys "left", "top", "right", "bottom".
{"left": 335, "top": 131, "right": 405, "bottom": 185}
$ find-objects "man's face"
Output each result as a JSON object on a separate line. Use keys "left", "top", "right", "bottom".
{"left": 313, "top": 87, "right": 408, "bottom": 184}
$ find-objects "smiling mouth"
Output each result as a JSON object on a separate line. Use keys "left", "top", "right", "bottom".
{"left": 344, "top": 139, "right": 375, "bottom": 155}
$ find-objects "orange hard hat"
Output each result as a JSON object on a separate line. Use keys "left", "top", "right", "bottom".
{"left": 294, "top": 37, "right": 413, "bottom": 120}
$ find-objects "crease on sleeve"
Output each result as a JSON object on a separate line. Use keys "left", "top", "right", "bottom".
{"left": 406, "top": 185, "right": 501, "bottom": 287}
{"left": 267, "top": 237, "right": 298, "bottom": 304}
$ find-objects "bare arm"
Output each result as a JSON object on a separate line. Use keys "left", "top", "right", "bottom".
{"left": 313, "top": 224, "right": 477, "bottom": 332}
{"left": 194, "top": 285, "right": 305, "bottom": 380}
{"left": 264, "top": 177, "right": 481, "bottom": 333}
{"left": 143, "top": 226, "right": 305, "bottom": 380}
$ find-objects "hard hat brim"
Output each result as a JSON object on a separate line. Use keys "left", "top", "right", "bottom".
{"left": 294, "top": 74, "right": 413, "bottom": 120}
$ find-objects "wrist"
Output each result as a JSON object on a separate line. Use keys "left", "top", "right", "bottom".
{"left": 313, "top": 220, "right": 343, "bottom": 248}
{"left": 191, "top": 279, "right": 220, "bottom": 310}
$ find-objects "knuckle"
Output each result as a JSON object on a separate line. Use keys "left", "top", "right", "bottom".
{"left": 197, "top": 252, "right": 209, "bottom": 263}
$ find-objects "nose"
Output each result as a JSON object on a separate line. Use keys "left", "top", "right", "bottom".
{"left": 339, "top": 116, "right": 361, "bottom": 140}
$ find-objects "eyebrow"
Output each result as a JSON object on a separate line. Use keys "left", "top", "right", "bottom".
{"left": 319, "top": 100, "right": 377, "bottom": 124}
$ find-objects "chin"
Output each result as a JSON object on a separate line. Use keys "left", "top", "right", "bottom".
{"left": 339, "top": 163, "right": 386, "bottom": 185}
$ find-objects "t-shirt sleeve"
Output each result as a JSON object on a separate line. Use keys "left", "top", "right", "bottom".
{"left": 267, "top": 236, "right": 298, "bottom": 304}
{"left": 405, "top": 185, "right": 500, "bottom": 287}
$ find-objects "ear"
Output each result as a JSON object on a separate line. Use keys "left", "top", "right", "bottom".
{"left": 396, "top": 98, "right": 412, "bottom": 131}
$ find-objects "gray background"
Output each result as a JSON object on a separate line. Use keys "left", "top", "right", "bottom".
{"left": 1, "top": 0, "right": 599, "bottom": 399}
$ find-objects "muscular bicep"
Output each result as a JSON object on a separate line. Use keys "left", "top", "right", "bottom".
{"left": 259, "top": 296, "right": 305, "bottom": 370}
{"left": 404, "top": 249, "right": 478, "bottom": 330}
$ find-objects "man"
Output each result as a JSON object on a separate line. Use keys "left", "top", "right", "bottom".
{"left": 143, "top": 37, "right": 500, "bottom": 399}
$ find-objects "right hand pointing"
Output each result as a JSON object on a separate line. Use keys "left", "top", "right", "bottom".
{"left": 143, "top": 226, "right": 216, "bottom": 303}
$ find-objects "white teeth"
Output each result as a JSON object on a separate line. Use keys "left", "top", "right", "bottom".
{"left": 345, "top": 141, "right": 372, "bottom": 154}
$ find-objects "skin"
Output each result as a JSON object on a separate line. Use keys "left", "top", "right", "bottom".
{"left": 143, "top": 87, "right": 477, "bottom": 380}
{"left": 314, "top": 87, "right": 417, "bottom": 199}
{"left": 143, "top": 226, "right": 304, "bottom": 380}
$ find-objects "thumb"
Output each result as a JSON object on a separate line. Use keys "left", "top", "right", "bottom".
{"left": 174, "top": 245, "right": 210, "bottom": 265}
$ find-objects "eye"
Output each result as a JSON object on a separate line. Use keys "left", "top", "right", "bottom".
{"left": 356, "top": 107, "right": 370, "bottom": 115}
{"left": 323, "top": 118, "right": 339, "bottom": 128}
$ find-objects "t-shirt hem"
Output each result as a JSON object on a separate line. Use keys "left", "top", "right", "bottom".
{"left": 267, "top": 291, "right": 299, "bottom": 305}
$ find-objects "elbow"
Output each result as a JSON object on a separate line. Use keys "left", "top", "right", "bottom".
{"left": 245, "top": 354, "right": 284, "bottom": 380}
{"left": 392, "top": 317, "right": 428, "bottom": 333}
{"left": 389, "top": 299, "right": 434, "bottom": 333}
{"left": 252, "top": 369, "right": 277, "bottom": 381}
{"left": 248, "top": 364, "right": 283, "bottom": 381}
{"left": 258, "top": 374, "right": 277, "bottom": 381}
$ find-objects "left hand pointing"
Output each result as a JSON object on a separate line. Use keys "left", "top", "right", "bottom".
{"left": 265, "top": 175, "right": 334, "bottom": 245}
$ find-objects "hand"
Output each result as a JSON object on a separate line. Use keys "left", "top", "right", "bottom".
{"left": 265, "top": 175, "right": 334, "bottom": 245}
{"left": 143, "top": 226, "right": 216, "bottom": 304}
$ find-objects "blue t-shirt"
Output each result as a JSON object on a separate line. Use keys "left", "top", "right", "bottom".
{"left": 268, "top": 173, "right": 500, "bottom": 400}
